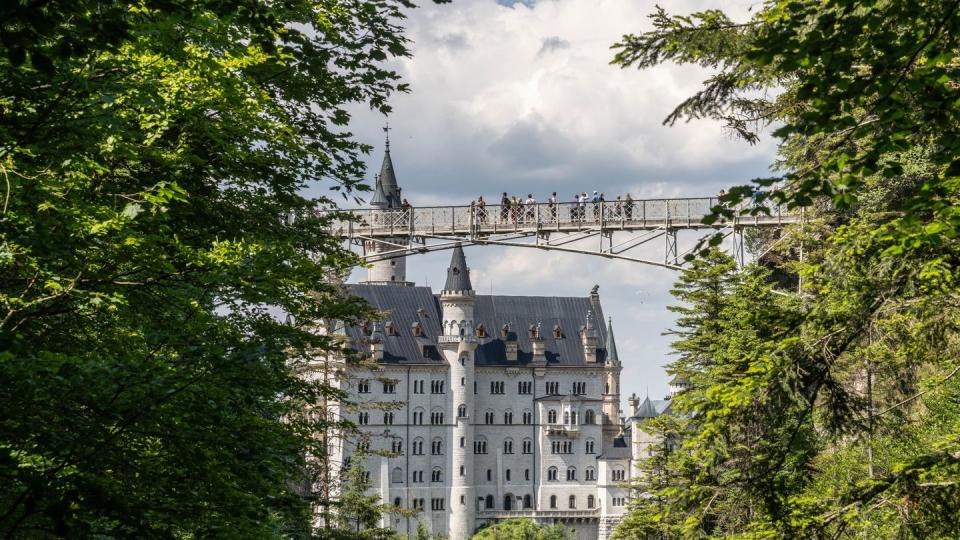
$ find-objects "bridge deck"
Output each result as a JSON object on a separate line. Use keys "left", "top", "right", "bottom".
{"left": 329, "top": 198, "right": 799, "bottom": 239}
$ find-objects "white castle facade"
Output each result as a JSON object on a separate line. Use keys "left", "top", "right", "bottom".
{"left": 324, "top": 148, "right": 671, "bottom": 539}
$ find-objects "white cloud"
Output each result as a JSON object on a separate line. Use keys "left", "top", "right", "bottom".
{"left": 340, "top": 0, "right": 777, "bottom": 403}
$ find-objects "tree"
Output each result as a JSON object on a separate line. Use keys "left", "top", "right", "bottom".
{"left": 315, "top": 460, "right": 404, "bottom": 540}
{"left": 470, "top": 518, "right": 573, "bottom": 540}
{"left": 0, "top": 0, "right": 416, "bottom": 537}
{"left": 613, "top": 1, "right": 960, "bottom": 537}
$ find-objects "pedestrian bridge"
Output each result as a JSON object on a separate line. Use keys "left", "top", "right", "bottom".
{"left": 326, "top": 198, "right": 802, "bottom": 270}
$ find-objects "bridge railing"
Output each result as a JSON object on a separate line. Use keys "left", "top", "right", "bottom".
{"left": 324, "top": 198, "right": 796, "bottom": 237}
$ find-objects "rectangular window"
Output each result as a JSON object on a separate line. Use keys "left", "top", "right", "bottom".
{"left": 490, "top": 381, "right": 504, "bottom": 394}
{"left": 431, "top": 380, "right": 445, "bottom": 394}
{"left": 518, "top": 381, "right": 532, "bottom": 394}
{"left": 431, "top": 498, "right": 445, "bottom": 511}
{"left": 522, "top": 440, "right": 532, "bottom": 454}
{"left": 358, "top": 380, "right": 370, "bottom": 393}
{"left": 546, "top": 381, "right": 559, "bottom": 395}
{"left": 383, "top": 382, "right": 396, "bottom": 394}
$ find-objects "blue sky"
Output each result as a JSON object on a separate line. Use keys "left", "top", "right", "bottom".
{"left": 326, "top": 0, "right": 776, "bottom": 409}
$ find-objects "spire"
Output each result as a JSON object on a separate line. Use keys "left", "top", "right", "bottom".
{"left": 635, "top": 396, "right": 659, "bottom": 419}
{"left": 605, "top": 316, "right": 619, "bottom": 365}
{"left": 370, "top": 175, "right": 388, "bottom": 207}
{"left": 443, "top": 244, "right": 472, "bottom": 292}
{"left": 378, "top": 124, "right": 401, "bottom": 207}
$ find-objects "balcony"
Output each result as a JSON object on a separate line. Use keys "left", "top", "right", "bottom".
{"left": 545, "top": 423, "right": 579, "bottom": 436}
{"left": 477, "top": 509, "right": 599, "bottom": 520}
{"left": 436, "top": 335, "right": 477, "bottom": 344}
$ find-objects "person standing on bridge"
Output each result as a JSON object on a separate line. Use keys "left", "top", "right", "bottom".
{"left": 591, "top": 190, "right": 601, "bottom": 222}
{"left": 624, "top": 193, "right": 634, "bottom": 220}
{"left": 525, "top": 194, "right": 536, "bottom": 223}
{"left": 548, "top": 192, "right": 557, "bottom": 222}
{"left": 500, "top": 192, "right": 509, "bottom": 224}
{"left": 511, "top": 195, "right": 520, "bottom": 224}
{"left": 476, "top": 195, "right": 487, "bottom": 224}
{"left": 614, "top": 195, "right": 623, "bottom": 220}
{"left": 579, "top": 192, "right": 588, "bottom": 222}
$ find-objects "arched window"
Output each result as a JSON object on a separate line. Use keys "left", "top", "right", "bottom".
{"left": 522, "top": 438, "right": 533, "bottom": 454}
{"left": 612, "top": 467, "right": 626, "bottom": 481}
{"left": 391, "top": 467, "right": 403, "bottom": 483}
{"left": 391, "top": 438, "right": 403, "bottom": 454}
{"left": 504, "top": 494, "right": 513, "bottom": 510}
{"left": 585, "top": 409, "right": 596, "bottom": 425}
{"left": 569, "top": 495, "right": 576, "bottom": 509}
{"left": 587, "top": 495, "right": 595, "bottom": 509}
{"left": 553, "top": 324, "right": 563, "bottom": 339}
{"left": 431, "top": 438, "right": 443, "bottom": 455}
{"left": 549, "top": 495, "right": 557, "bottom": 509}
{"left": 548, "top": 409, "right": 557, "bottom": 423}
{"left": 431, "top": 467, "right": 443, "bottom": 483}
{"left": 458, "top": 404, "right": 467, "bottom": 417}
{"left": 484, "top": 410, "right": 495, "bottom": 424}
{"left": 503, "top": 438, "right": 513, "bottom": 454}
{"left": 566, "top": 466, "right": 577, "bottom": 481}
{"left": 485, "top": 495, "right": 494, "bottom": 510}
{"left": 394, "top": 496, "right": 402, "bottom": 507}
{"left": 547, "top": 466, "right": 558, "bottom": 481}
{"left": 476, "top": 324, "right": 486, "bottom": 338}
{"left": 522, "top": 409, "right": 533, "bottom": 424}
{"left": 503, "top": 410, "right": 513, "bottom": 424}
{"left": 585, "top": 466, "right": 596, "bottom": 481}
{"left": 523, "top": 494, "right": 532, "bottom": 509}
{"left": 474, "top": 436, "right": 488, "bottom": 454}
{"left": 412, "top": 407, "right": 425, "bottom": 425}
{"left": 412, "top": 437, "right": 424, "bottom": 455}
{"left": 585, "top": 438, "right": 596, "bottom": 454}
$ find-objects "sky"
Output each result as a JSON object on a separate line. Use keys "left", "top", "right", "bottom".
{"left": 330, "top": 0, "right": 778, "bottom": 409}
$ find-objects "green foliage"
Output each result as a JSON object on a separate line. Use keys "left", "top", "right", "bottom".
{"left": 470, "top": 518, "right": 573, "bottom": 540}
{"left": 613, "top": 2, "right": 960, "bottom": 537}
{"left": 315, "top": 461, "right": 404, "bottom": 540}
{"left": 0, "top": 0, "right": 416, "bottom": 537}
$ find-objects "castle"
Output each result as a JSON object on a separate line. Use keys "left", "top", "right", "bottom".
{"left": 326, "top": 147, "right": 670, "bottom": 539}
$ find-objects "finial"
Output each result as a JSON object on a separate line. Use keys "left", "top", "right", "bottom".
{"left": 383, "top": 121, "right": 391, "bottom": 151}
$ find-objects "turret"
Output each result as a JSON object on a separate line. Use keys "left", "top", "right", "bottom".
{"left": 437, "top": 244, "right": 477, "bottom": 539}
{"left": 363, "top": 131, "right": 409, "bottom": 285}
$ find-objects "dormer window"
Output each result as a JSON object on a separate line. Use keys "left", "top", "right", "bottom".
{"left": 361, "top": 321, "right": 371, "bottom": 336}
{"left": 476, "top": 324, "right": 486, "bottom": 338}
{"left": 411, "top": 322, "right": 423, "bottom": 337}
{"left": 528, "top": 324, "right": 539, "bottom": 339}
{"left": 500, "top": 324, "right": 510, "bottom": 338}
{"left": 385, "top": 321, "right": 396, "bottom": 336}
{"left": 417, "top": 308, "right": 428, "bottom": 319}
{"left": 553, "top": 325, "right": 564, "bottom": 339}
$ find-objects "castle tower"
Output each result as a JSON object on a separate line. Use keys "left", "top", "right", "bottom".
{"left": 364, "top": 134, "right": 410, "bottom": 285}
{"left": 437, "top": 245, "right": 477, "bottom": 538}
{"left": 602, "top": 317, "right": 623, "bottom": 435}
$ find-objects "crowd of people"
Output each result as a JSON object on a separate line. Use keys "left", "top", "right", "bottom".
{"left": 466, "top": 191, "right": 638, "bottom": 225}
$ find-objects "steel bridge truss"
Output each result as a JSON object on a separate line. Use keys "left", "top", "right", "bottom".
{"left": 329, "top": 198, "right": 799, "bottom": 270}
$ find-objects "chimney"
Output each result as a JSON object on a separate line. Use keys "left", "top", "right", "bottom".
{"left": 582, "top": 310, "right": 598, "bottom": 363}
{"left": 369, "top": 321, "right": 385, "bottom": 361}
{"left": 530, "top": 323, "right": 545, "bottom": 363}
{"left": 628, "top": 393, "right": 640, "bottom": 417}
{"left": 502, "top": 323, "right": 517, "bottom": 362}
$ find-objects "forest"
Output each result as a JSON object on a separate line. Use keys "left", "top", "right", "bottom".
{"left": 612, "top": 0, "right": 960, "bottom": 538}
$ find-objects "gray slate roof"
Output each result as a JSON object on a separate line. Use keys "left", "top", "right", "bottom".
{"left": 631, "top": 397, "right": 672, "bottom": 420}
{"left": 605, "top": 317, "right": 619, "bottom": 364}
{"left": 377, "top": 150, "right": 402, "bottom": 208}
{"left": 345, "top": 284, "right": 612, "bottom": 367}
{"left": 599, "top": 435, "right": 632, "bottom": 459}
{"left": 443, "top": 245, "right": 472, "bottom": 291}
